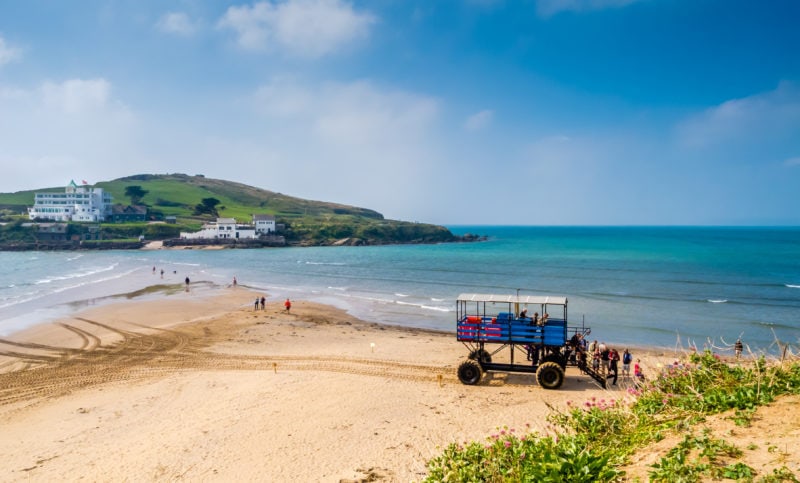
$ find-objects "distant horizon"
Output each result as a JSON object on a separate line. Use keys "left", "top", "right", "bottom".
{"left": 1, "top": 0, "right": 798, "bottom": 225}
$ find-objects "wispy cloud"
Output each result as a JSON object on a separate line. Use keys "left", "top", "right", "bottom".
{"left": 464, "top": 109, "right": 494, "bottom": 131}
{"left": 784, "top": 156, "right": 800, "bottom": 167}
{"left": 0, "top": 78, "right": 137, "bottom": 190}
{"left": 156, "top": 12, "right": 200, "bottom": 36}
{"left": 40, "top": 79, "right": 113, "bottom": 114}
{"left": 536, "top": 0, "right": 644, "bottom": 17}
{"left": 254, "top": 77, "right": 439, "bottom": 147}
{"left": 0, "top": 35, "right": 21, "bottom": 67}
{"left": 248, "top": 77, "right": 442, "bottom": 215}
{"left": 676, "top": 81, "right": 800, "bottom": 149}
{"left": 218, "top": 0, "right": 376, "bottom": 58}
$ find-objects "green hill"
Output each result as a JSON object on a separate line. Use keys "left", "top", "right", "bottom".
{"left": 0, "top": 173, "right": 464, "bottom": 246}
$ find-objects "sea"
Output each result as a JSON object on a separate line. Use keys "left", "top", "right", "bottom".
{"left": 1, "top": 226, "right": 798, "bottom": 354}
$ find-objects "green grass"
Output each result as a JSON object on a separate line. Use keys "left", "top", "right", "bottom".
{"left": 0, "top": 173, "right": 459, "bottom": 245}
{"left": 424, "top": 351, "right": 800, "bottom": 482}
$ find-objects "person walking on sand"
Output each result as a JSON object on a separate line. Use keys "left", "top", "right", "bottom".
{"left": 232, "top": 276, "right": 237, "bottom": 287}
{"left": 260, "top": 296, "right": 265, "bottom": 310}
{"left": 735, "top": 338, "right": 743, "bottom": 359}
{"left": 284, "top": 298, "right": 292, "bottom": 314}
{"left": 185, "top": 276, "right": 190, "bottom": 292}
{"left": 254, "top": 297, "right": 260, "bottom": 311}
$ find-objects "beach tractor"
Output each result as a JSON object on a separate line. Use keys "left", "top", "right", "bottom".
{"left": 455, "top": 293, "right": 605, "bottom": 389}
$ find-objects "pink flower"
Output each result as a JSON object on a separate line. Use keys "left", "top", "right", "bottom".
{"left": 504, "top": 440, "right": 512, "bottom": 448}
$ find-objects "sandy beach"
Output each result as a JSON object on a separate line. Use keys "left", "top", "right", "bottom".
{"left": 0, "top": 288, "right": 796, "bottom": 482}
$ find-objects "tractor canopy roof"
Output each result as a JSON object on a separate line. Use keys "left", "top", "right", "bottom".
{"left": 456, "top": 293, "right": 568, "bottom": 306}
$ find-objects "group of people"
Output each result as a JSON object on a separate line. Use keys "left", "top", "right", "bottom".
{"left": 581, "top": 340, "right": 644, "bottom": 385}
{"left": 518, "top": 309, "right": 548, "bottom": 326}
{"left": 562, "top": 333, "right": 645, "bottom": 386}
{"left": 253, "top": 296, "right": 292, "bottom": 314}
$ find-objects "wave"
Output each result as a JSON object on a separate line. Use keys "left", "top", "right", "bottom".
{"left": 303, "top": 261, "right": 346, "bottom": 266}
{"left": 753, "top": 320, "right": 799, "bottom": 331}
{"left": 327, "top": 286, "right": 348, "bottom": 291}
{"left": 707, "top": 299, "right": 728, "bottom": 304}
{"left": 786, "top": 284, "right": 800, "bottom": 289}
{"left": 0, "top": 267, "right": 141, "bottom": 311}
{"left": 395, "top": 300, "right": 452, "bottom": 312}
{"left": 35, "top": 263, "right": 119, "bottom": 284}
{"left": 395, "top": 293, "right": 410, "bottom": 298}
{"left": 431, "top": 297, "right": 445, "bottom": 302}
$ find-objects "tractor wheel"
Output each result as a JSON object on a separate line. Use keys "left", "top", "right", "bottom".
{"left": 457, "top": 359, "right": 483, "bottom": 385}
{"left": 468, "top": 349, "right": 492, "bottom": 364}
{"left": 541, "top": 353, "right": 566, "bottom": 369}
{"left": 537, "top": 361, "right": 565, "bottom": 390}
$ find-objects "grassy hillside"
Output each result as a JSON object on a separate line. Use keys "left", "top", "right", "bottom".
{"left": 0, "top": 173, "right": 460, "bottom": 246}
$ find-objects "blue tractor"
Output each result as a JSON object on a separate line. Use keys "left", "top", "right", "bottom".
{"left": 455, "top": 293, "right": 604, "bottom": 389}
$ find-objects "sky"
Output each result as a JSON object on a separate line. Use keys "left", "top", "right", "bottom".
{"left": 0, "top": 0, "right": 798, "bottom": 225}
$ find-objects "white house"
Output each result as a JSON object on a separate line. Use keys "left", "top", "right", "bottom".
{"left": 253, "top": 214, "right": 276, "bottom": 234}
{"left": 28, "top": 180, "right": 113, "bottom": 222}
{"left": 180, "top": 217, "right": 257, "bottom": 240}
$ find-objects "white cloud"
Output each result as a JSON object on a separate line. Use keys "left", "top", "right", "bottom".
{"left": 676, "top": 81, "right": 800, "bottom": 148}
{"left": 254, "top": 75, "right": 314, "bottom": 116}
{"left": 0, "top": 36, "right": 22, "bottom": 66}
{"left": 784, "top": 157, "right": 800, "bottom": 167}
{"left": 40, "top": 78, "right": 113, "bottom": 114}
{"left": 464, "top": 109, "right": 494, "bottom": 131}
{"left": 217, "top": 0, "right": 376, "bottom": 58}
{"left": 0, "top": 78, "right": 137, "bottom": 191}
{"left": 536, "top": 0, "right": 644, "bottom": 17}
{"left": 247, "top": 77, "right": 443, "bottom": 217}
{"left": 156, "top": 12, "right": 200, "bottom": 36}
{"left": 312, "top": 81, "right": 439, "bottom": 147}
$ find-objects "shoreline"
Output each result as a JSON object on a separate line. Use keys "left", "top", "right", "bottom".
{"left": 0, "top": 280, "right": 767, "bottom": 364}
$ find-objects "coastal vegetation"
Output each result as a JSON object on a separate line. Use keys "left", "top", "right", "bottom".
{"left": 425, "top": 350, "right": 800, "bottom": 482}
{"left": 0, "top": 173, "right": 469, "bottom": 247}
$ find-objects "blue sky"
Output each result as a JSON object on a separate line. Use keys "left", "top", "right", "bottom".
{"left": 1, "top": 0, "right": 798, "bottom": 225}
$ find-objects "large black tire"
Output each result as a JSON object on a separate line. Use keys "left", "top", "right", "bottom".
{"left": 541, "top": 353, "right": 566, "bottom": 369}
{"left": 537, "top": 361, "right": 565, "bottom": 390}
{"left": 468, "top": 349, "right": 492, "bottom": 364}
{"left": 457, "top": 359, "right": 483, "bottom": 385}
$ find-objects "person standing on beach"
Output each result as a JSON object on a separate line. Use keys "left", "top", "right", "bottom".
{"left": 607, "top": 349, "right": 619, "bottom": 385}
{"left": 185, "top": 276, "right": 190, "bottom": 292}
{"left": 622, "top": 349, "right": 632, "bottom": 377}
{"left": 260, "top": 296, "right": 265, "bottom": 310}
{"left": 255, "top": 297, "right": 260, "bottom": 311}
{"left": 233, "top": 276, "right": 237, "bottom": 287}
{"left": 284, "top": 298, "right": 292, "bottom": 314}
{"left": 735, "top": 339, "right": 743, "bottom": 359}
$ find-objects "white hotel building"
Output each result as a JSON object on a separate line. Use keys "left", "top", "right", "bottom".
{"left": 180, "top": 215, "right": 276, "bottom": 240}
{"left": 28, "top": 180, "right": 113, "bottom": 222}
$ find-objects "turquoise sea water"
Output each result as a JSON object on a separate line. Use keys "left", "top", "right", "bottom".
{"left": 1, "top": 226, "right": 798, "bottom": 353}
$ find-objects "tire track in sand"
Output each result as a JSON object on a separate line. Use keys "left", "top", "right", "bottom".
{"left": 0, "top": 317, "right": 453, "bottom": 410}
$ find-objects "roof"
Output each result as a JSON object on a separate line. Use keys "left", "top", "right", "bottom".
{"left": 457, "top": 293, "right": 568, "bottom": 305}
{"left": 253, "top": 214, "right": 275, "bottom": 221}
{"left": 216, "top": 217, "right": 236, "bottom": 224}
